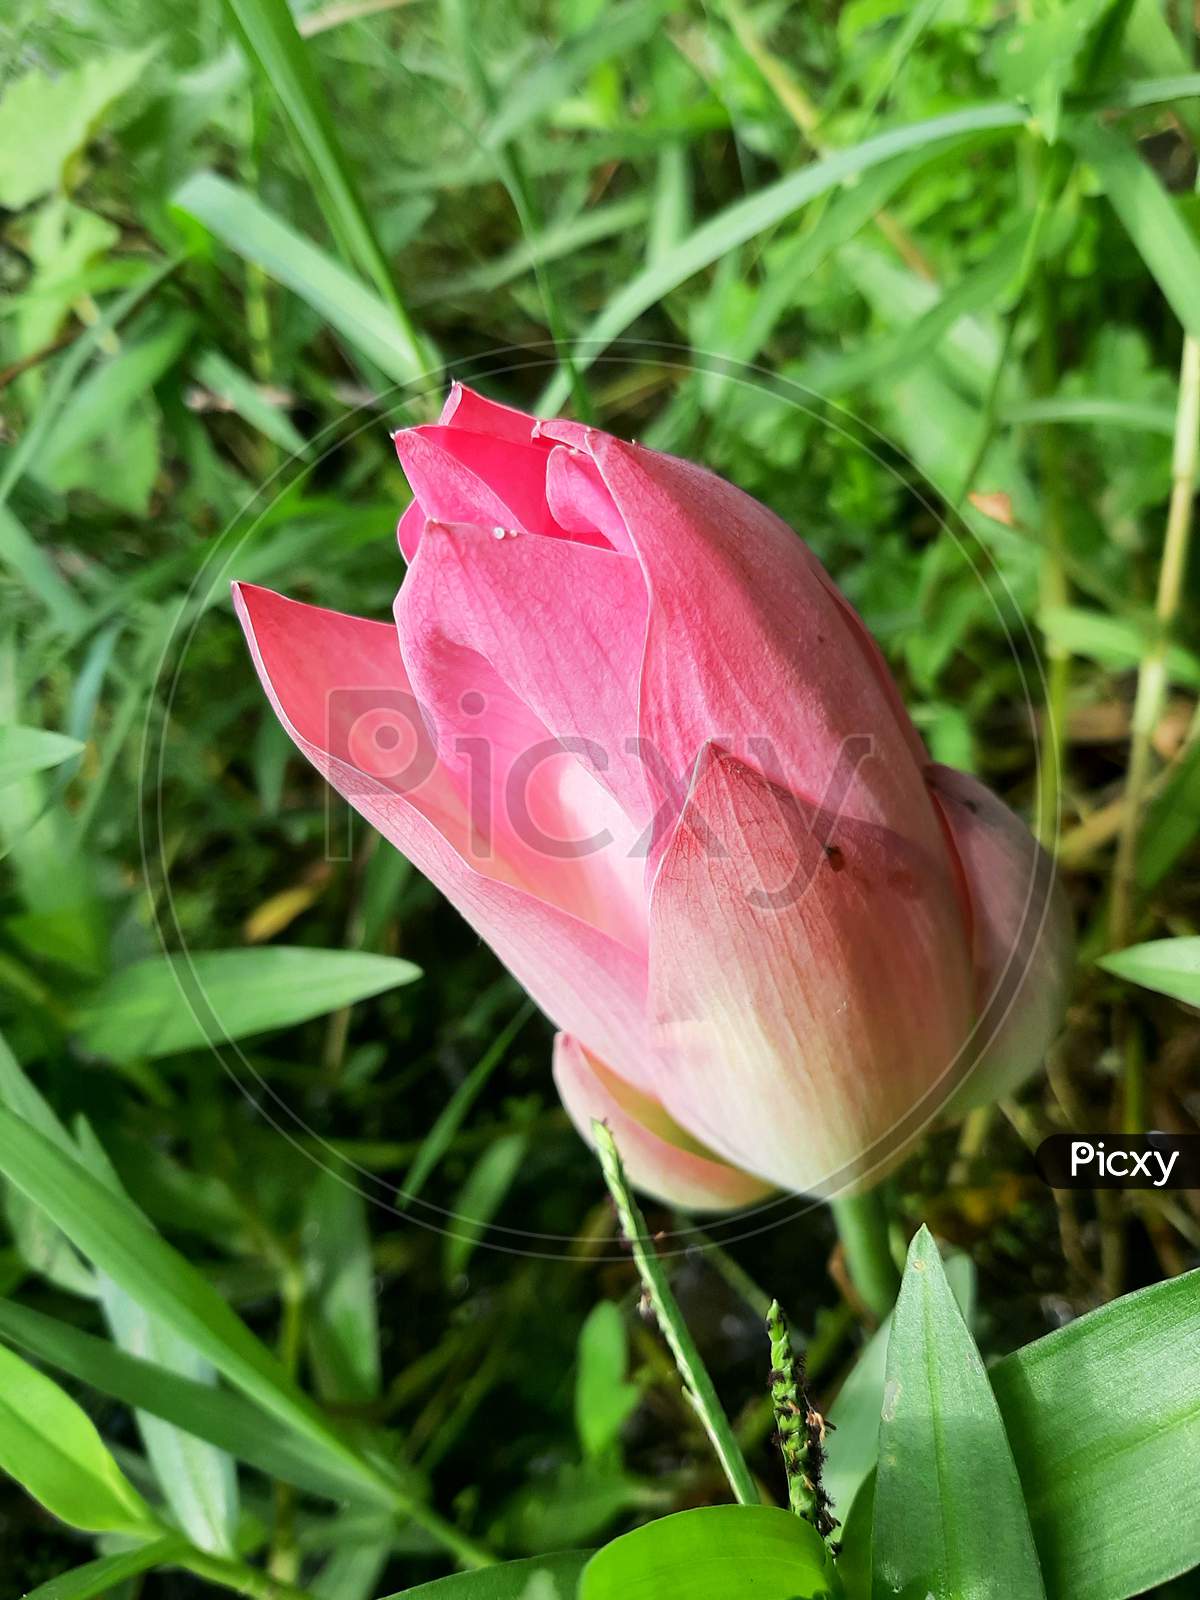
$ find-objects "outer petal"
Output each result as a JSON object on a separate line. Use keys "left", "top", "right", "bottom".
{"left": 232, "top": 582, "right": 647, "bottom": 1076}
{"left": 393, "top": 522, "right": 651, "bottom": 958}
{"left": 926, "top": 764, "right": 1072, "bottom": 1108}
{"left": 573, "top": 432, "right": 942, "bottom": 861}
{"left": 647, "top": 747, "right": 974, "bottom": 1197}
{"left": 552, "top": 1034, "right": 774, "bottom": 1212}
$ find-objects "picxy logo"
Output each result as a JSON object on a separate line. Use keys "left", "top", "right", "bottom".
{"left": 1035, "top": 1133, "right": 1199, "bottom": 1191}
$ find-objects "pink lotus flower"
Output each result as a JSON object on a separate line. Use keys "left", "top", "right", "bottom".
{"left": 234, "top": 384, "right": 1070, "bottom": 1209}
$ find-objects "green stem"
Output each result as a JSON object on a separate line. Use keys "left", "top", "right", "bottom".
{"left": 592, "top": 1120, "right": 759, "bottom": 1505}
{"left": 829, "top": 1189, "right": 900, "bottom": 1322}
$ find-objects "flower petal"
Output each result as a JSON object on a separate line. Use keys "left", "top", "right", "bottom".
{"left": 394, "top": 426, "right": 566, "bottom": 539}
{"left": 395, "top": 516, "right": 651, "bottom": 828}
{"left": 552, "top": 1033, "right": 774, "bottom": 1212}
{"left": 926, "top": 764, "right": 1072, "bottom": 1107}
{"left": 647, "top": 746, "right": 974, "bottom": 1196}
{"left": 439, "top": 381, "right": 546, "bottom": 444}
{"left": 232, "top": 582, "right": 648, "bottom": 1077}
{"left": 574, "top": 432, "right": 943, "bottom": 861}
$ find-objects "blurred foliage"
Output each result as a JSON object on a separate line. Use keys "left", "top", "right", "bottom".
{"left": 1, "top": 0, "right": 1200, "bottom": 1593}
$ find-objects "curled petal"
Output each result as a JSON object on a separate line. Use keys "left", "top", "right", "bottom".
{"left": 926, "top": 764, "right": 1072, "bottom": 1108}
{"left": 552, "top": 1034, "right": 774, "bottom": 1212}
{"left": 648, "top": 746, "right": 974, "bottom": 1196}
{"left": 232, "top": 582, "right": 648, "bottom": 1078}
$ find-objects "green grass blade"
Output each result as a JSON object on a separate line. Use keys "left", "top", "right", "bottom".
{"left": 591, "top": 1121, "right": 758, "bottom": 1507}
{"left": 1068, "top": 117, "right": 1200, "bottom": 340}
{"left": 0, "top": 726, "right": 84, "bottom": 792}
{"left": 173, "top": 172, "right": 427, "bottom": 387}
{"left": 21, "top": 1538, "right": 188, "bottom": 1600}
{"left": 1096, "top": 936, "right": 1200, "bottom": 1004}
{"left": 0, "top": 1109, "right": 390, "bottom": 1497}
{"left": 399, "top": 1001, "right": 532, "bottom": 1208}
{"left": 0, "top": 256, "right": 180, "bottom": 514}
{"left": 0, "top": 1297, "right": 385, "bottom": 1503}
{"left": 481, "top": 0, "right": 676, "bottom": 150}
{"left": 536, "top": 101, "right": 1025, "bottom": 412}
{"left": 220, "top": 0, "right": 429, "bottom": 374}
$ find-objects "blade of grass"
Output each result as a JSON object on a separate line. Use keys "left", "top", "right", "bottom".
{"left": 536, "top": 101, "right": 1026, "bottom": 412}
{"left": 591, "top": 1120, "right": 758, "bottom": 1506}
{"left": 1068, "top": 117, "right": 1200, "bottom": 341}
{"left": 0, "top": 256, "right": 180, "bottom": 514}
{"left": 220, "top": 0, "right": 429, "bottom": 376}
{"left": 0, "top": 1109, "right": 493, "bottom": 1568}
{"left": 173, "top": 173, "right": 426, "bottom": 387}
{"left": 399, "top": 1000, "right": 533, "bottom": 1209}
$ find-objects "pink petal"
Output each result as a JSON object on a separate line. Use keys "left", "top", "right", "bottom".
{"left": 394, "top": 516, "right": 651, "bottom": 830}
{"left": 575, "top": 431, "right": 944, "bottom": 862}
{"left": 394, "top": 426, "right": 567, "bottom": 540}
{"left": 926, "top": 764, "right": 1072, "bottom": 1108}
{"left": 552, "top": 1033, "right": 774, "bottom": 1212}
{"left": 545, "top": 444, "right": 634, "bottom": 554}
{"left": 647, "top": 746, "right": 974, "bottom": 1196}
{"left": 232, "top": 582, "right": 648, "bottom": 1078}
{"left": 396, "top": 499, "right": 425, "bottom": 562}
{"left": 439, "top": 381, "right": 546, "bottom": 444}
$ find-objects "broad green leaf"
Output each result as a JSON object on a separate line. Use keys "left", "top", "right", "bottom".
{"left": 579, "top": 1505, "right": 841, "bottom": 1599}
{"left": 0, "top": 726, "right": 84, "bottom": 791}
{"left": 992, "top": 1267, "right": 1200, "bottom": 1600}
{"left": 382, "top": 1552, "right": 591, "bottom": 1599}
{"left": 0, "top": 1339, "right": 160, "bottom": 1536}
{"left": 1039, "top": 604, "right": 1200, "bottom": 684}
{"left": 871, "top": 1228, "right": 1044, "bottom": 1600}
{"left": 219, "top": 0, "right": 428, "bottom": 377}
{"left": 0, "top": 1296, "right": 381, "bottom": 1503}
{"left": 173, "top": 173, "right": 425, "bottom": 387}
{"left": 444, "top": 1131, "right": 528, "bottom": 1282}
{"left": 1069, "top": 118, "right": 1200, "bottom": 342}
{"left": 536, "top": 101, "right": 1027, "bottom": 412}
{"left": 0, "top": 1110, "right": 392, "bottom": 1505}
{"left": 75, "top": 946, "right": 421, "bottom": 1058}
{"left": 22, "top": 1536, "right": 188, "bottom": 1599}
{"left": 824, "top": 1253, "right": 975, "bottom": 1521}
{"left": 0, "top": 49, "right": 154, "bottom": 209}
{"left": 304, "top": 1165, "right": 381, "bottom": 1405}
{"left": 574, "top": 1301, "right": 640, "bottom": 1460}
{"left": 1096, "top": 937, "right": 1200, "bottom": 1006}
{"left": 75, "top": 1119, "right": 238, "bottom": 1556}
